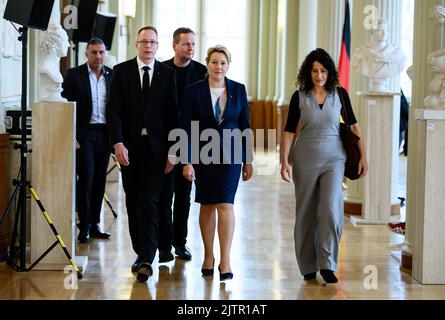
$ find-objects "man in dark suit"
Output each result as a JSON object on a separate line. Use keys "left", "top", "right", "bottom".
{"left": 62, "top": 38, "right": 112, "bottom": 243}
{"left": 107, "top": 26, "right": 178, "bottom": 282}
{"left": 158, "top": 27, "right": 207, "bottom": 263}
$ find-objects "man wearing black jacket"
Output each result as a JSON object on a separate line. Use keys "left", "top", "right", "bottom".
{"left": 107, "top": 26, "right": 178, "bottom": 282}
{"left": 62, "top": 38, "right": 112, "bottom": 243}
{"left": 158, "top": 28, "right": 207, "bottom": 263}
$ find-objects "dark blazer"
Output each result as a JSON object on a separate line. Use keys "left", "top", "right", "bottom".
{"left": 62, "top": 63, "right": 112, "bottom": 140}
{"left": 163, "top": 58, "right": 207, "bottom": 101}
{"left": 180, "top": 77, "right": 252, "bottom": 164}
{"left": 107, "top": 58, "right": 178, "bottom": 163}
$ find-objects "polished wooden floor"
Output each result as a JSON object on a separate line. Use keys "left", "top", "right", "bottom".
{"left": 1, "top": 153, "right": 444, "bottom": 300}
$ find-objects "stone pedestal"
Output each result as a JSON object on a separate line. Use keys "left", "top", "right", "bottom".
{"left": 0, "top": 134, "right": 10, "bottom": 261}
{"left": 412, "top": 109, "right": 445, "bottom": 284}
{"left": 30, "top": 102, "right": 79, "bottom": 270}
{"left": 350, "top": 92, "right": 400, "bottom": 225}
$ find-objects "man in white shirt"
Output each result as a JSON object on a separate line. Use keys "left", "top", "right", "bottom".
{"left": 107, "top": 26, "right": 178, "bottom": 282}
{"left": 62, "top": 38, "right": 113, "bottom": 243}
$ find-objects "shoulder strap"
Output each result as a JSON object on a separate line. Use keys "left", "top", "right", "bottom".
{"left": 337, "top": 87, "right": 349, "bottom": 124}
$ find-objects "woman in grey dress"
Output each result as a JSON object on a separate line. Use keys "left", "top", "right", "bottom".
{"left": 280, "top": 48, "right": 368, "bottom": 283}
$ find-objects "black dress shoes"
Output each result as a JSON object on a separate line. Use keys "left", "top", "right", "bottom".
{"left": 159, "top": 250, "right": 174, "bottom": 263}
{"left": 136, "top": 262, "right": 153, "bottom": 282}
{"left": 303, "top": 272, "right": 317, "bottom": 280}
{"left": 89, "top": 225, "right": 111, "bottom": 239}
{"left": 77, "top": 229, "right": 90, "bottom": 243}
{"left": 131, "top": 256, "right": 144, "bottom": 273}
{"left": 175, "top": 246, "right": 192, "bottom": 260}
{"left": 320, "top": 269, "right": 338, "bottom": 283}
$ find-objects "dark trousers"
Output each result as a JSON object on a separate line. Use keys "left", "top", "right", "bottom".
{"left": 121, "top": 137, "right": 164, "bottom": 264}
{"left": 76, "top": 125, "right": 110, "bottom": 231}
{"left": 158, "top": 164, "right": 192, "bottom": 251}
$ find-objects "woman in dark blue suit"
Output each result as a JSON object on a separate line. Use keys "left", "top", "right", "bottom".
{"left": 181, "top": 45, "right": 253, "bottom": 281}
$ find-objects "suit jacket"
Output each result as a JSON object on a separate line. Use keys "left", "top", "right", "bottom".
{"left": 62, "top": 63, "right": 112, "bottom": 141}
{"left": 162, "top": 58, "right": 207, "bottom": 102}
{"left": 180, "top": 77, "right": 253, "bottom": 164}
{"left": 106, "top": 58, "right": 178, "bottom": 163}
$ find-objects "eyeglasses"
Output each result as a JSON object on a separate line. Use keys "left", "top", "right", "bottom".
{"left": 137, "top": 40, "right": 158, "bottom": 46}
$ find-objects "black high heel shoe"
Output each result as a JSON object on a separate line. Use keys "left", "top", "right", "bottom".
{"left": 218, "top": 265, "right": 233, "bottom": 281}
{"left": 320, "top": 269, "right": 338, "bottom": 283}
{"left": 201, "top": 258, "right": 215, "bottom": 277}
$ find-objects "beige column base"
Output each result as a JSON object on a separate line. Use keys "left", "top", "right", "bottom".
{"left": 411, "top": 109, "right": 445, "bottom": 284}
{"left": 30, "top": 102, "right": 81, "bottom": 271}
{"left": 345, "top": 92, "right": 400, "bottom": 225}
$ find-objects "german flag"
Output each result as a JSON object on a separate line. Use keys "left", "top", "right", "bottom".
{"left": 338, "top": 0, "right": 351, "bottom": 92}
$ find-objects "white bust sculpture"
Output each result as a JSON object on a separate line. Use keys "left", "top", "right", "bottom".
{"left": 407, "top": 65, "right": 413, "bottom": 81}
{"left": 38, "top": 23, "right": 70, "bottom": 102}
{"left": 424, "top": 5, "right": 445, "bottom": 110}
{"left": 424, "top": 48, "right": 445, "bottom": 110}
{"left": 351, "top": 18, "right": 405, "bottom": 92}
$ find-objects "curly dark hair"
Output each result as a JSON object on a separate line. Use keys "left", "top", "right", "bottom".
{"left": 296, "top": 48, "right": 339, "bottom": 93}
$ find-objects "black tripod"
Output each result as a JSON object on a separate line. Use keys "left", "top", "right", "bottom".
{"left": 73, "top": 40, "right": 80, "bottom": 67}
{"left": 0, "top": 26, "right": 82, "bottom": 279}
{"left": 103, "top": 154, "right": 121, "bottom": 218}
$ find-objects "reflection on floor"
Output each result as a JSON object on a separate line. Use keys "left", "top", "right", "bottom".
{"left": 1, "top": 153, "right": 443, "bottom": 300}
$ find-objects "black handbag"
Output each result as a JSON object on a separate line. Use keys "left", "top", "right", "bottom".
{"left": 337, "top": 88, "right": 361, "bottom": 180}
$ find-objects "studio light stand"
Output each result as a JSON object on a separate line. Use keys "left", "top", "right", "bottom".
{"left": 0, "top": 24, "right": 82, "bottom": 279}
{"left": 73, "top": 40, "right": 80, "bottom": 67}
{"left": 104, "top": 154, "right": 121, "bottom": 218}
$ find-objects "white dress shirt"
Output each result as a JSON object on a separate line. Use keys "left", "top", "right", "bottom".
{"left": 136, "top": 56, "right": 155, "bottom": 89}
{"left": 88, "top": 64, "right": 107, "bottom": 124}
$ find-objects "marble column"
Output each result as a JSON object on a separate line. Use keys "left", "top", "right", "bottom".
{"left": 345, "top": 0, "right": 403, "bottom": 218}
{"left": 412, "top": 109, "right": 445, "bottom": 284}
{"left": 257, "top": 0, "right": 271, "bottom": 100}
{"left": 282, "top": 0, "right": 300, "bottom": 101}
{"left": 297, "top": 0, "right": 318, "bottom": 69}
{"left": 247, "top": 0, "right": 260, "bottom": 100}
{"left": 404, "top": 0, "right": 444, "bottom": 271}
{"left": 316, "top": 0, "right": 345, "bottom": 63}
{"left": 252, "top": 0, "right": 303, "bottom": 102}
{"left": 265, "top": 0, "right": 278, "bottom": 103}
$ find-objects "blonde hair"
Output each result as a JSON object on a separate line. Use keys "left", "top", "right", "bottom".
{"left": 205, "top": 45, "right": 231, "bottom": 64}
